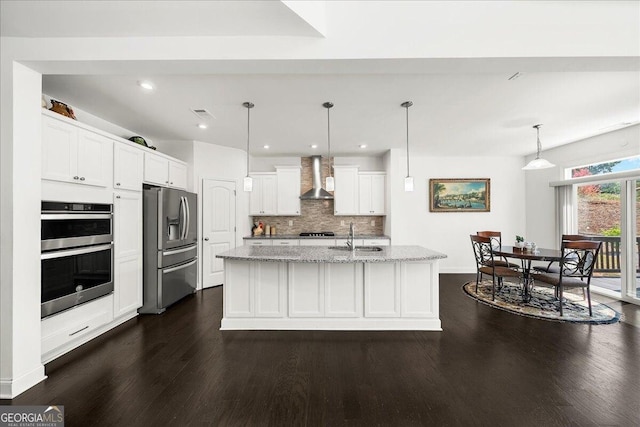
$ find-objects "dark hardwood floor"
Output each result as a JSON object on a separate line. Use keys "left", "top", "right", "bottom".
{"left": 2, "top": 274, "right": 639, "bottom": 426}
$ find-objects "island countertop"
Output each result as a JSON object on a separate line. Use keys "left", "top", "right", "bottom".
{"left": 216, "top": 245, "right": 447, "bottom": 263}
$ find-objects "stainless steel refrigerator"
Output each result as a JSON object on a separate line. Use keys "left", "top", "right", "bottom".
{"left": 139, "top": 185, "right": 198, "bottom": 314}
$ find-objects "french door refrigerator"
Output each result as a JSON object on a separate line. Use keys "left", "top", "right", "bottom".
{"left": 139, "top": 185, "right": 198, "bottom": 314}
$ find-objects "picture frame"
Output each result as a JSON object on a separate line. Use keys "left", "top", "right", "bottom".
{"left": 429, "top": 178, "right": 490, "bottom": 212}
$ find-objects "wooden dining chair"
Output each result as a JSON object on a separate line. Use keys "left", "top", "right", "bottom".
{"left": 476, "top": 231, "right": 519, "bottom": 268}
{"left": 532, "top": 234, "right": 591, "bottom": 274}
{"left": 531, "top": 240, "right": 602, "bottom": 316}
{"left": 470, "top": 235, "right": 522, "bottom": 301}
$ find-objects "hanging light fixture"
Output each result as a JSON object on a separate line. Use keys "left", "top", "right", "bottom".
{"left": 323, "top": 102, "right": 335, "bottom": 192}
{"left": 523, "top": 124, "right": 555, "bottom": 170}
{"left": 401, "top": 101, "right": 414, "bottom": 192}
{"left": 243, "top": 101, "right": 255, "bottom": 191}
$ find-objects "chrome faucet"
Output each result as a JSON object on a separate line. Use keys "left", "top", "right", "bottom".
{"left": 346, "top": 222, "right": 355, "bottom": 252}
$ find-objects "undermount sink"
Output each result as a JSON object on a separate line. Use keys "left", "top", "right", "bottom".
{"left": 329, "top": 246, "right": 383, "bottom": 252}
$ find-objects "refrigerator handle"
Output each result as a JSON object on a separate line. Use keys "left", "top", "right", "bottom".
{"left": 179, "top": 196, "right": 187, "bottom": 240}
{"left": 184, "top": 196, "right": 191, "bottom": 241}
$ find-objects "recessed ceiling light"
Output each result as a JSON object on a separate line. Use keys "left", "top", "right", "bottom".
{"left": 138, "top": 80, "right": 154, "bottom": 90}
{"left": 359, "top": 144, "right": 367, "bottom": 149}
{"left": 310, "top": 144, "right": 318, "bottom": 149}
{"left": 197, "top": 123, "right": 208, "bottom": 129}
{"left": 263, "top": 145, "right": 270, "bottom": 149}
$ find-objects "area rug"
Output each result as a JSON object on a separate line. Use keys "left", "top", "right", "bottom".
{"left": 463, "top": 280, "right": 621, "bottom": 324}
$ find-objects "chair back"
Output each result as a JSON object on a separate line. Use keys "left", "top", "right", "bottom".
{"left": 560, "top": 240, "right": 602, "bottom": 282}
{"left": 562, "top": 234, "right": 590, "bottom": 242}
{"left": 470, "top": 234, "right": 494, "bottom": 267}
{"left": 477, "top": 231, "right": 502, "bottom": 248}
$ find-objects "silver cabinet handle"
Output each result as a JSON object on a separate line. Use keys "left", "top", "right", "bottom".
{"left": 73, "top": 176, "right": 79, "bottom": 180}
{"left": 69, "top": 325, "right": 89, "bottom": 336}
{"left": 116, "top": 195, "right": 121, "bottom": 199}
{"left": 170, "top": 182, "right": 173, "bottom": 185}
{"left": 116, "top": 182, "right": 121, "bottom": 186}
{"left": 79, "top": 177, "right": 85, "bottom": 181}
{"left": 204, "top": 237, "right": 209, "bottom": 241}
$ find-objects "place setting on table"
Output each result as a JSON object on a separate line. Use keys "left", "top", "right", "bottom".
{"left": 465, "top": 232, "right": 621, "bottom": 324}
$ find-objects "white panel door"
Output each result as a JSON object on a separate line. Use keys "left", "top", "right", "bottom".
{"left": 114, "top": 144, "right": 143, "bottom": 191}
{"left": 401, "top": 262, "right": 435, "bottom": 317}
{"left": 261, "top": 174, "right": 277, "bottom": 215}
{"left": 114, "top": 191, "right": 142, "bottom": 259}
{"left": 42, "top": 115, "right": 77, "bottom": 183}
{"left": 276, "top": 167, "right": 301, "bottom": 215}
{"left": 334, "top": 166, "right": 359, "bottom": 215}
{"left": 114, "top": 254, "right": 143, "bottom": 318}
{"left": 325, "top": 263, "right": 362, "bottom": 317}
{"left": 168, "top": 161, "right": 188, "bottom": 189}
{"left": 144, "top": 152, "right": 169, "bottom": 186}
{"left": 202, "top": 179, "right": 236, "bottom": 288}
{"left": 365, "top": 263, "right": 400, "bottom": 317}
{"left": 289, "top": 263, "right": 324, "bottom": 317}
{"left": 224, "top": 260, "right": 252, "bottom": 317}
{"left": 254, "top": 262, "right": 286, "bottom": 317}
{"left": 77, "top": 130, "right": 112, "bottom": 187}
{"left": 370, "top": 174, "right": 386, "bottom": 214}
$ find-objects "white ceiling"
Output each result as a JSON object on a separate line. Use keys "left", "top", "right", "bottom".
{"left": 5, "top": 1, "right": 640, "bottom": 157}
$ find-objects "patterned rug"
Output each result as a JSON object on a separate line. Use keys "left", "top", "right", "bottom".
{"left": 463, "top": 280, "right": 621, "bottom": 324}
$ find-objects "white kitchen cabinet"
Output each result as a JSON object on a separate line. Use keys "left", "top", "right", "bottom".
{"left": 144, "top": 152, "right": 188, "bottom": 190}
{"left": 114, "top": 143, "right": 144, "bottom": 191}
{"left": 364, "top": 263, "right": 400, "bottom": 317}
{"left": 358, "top": 173, "right": 386, "bottom": 215}
{"left": 288, "top": 263, "right": 325, "bottom": 317}
{"left": 299, "top": 239, "right": 336, "bottom": 246}
{"left": 249, "top": 173, "right": 277, "bottom": 215}
{"left": 272, "top": 239, "right": 300, "bottom": 246}
{"left": 113, "top": 191, "right": 143, "bottom": 318}
{"left": 224, "top": 260, "right": 286, "bottom": 318}
{"left": 42, "top": 114, "right": 112, "bottom": 188}
{"left": 333, "top": 166, "right": 359, "bottom": 215}
{"left": 362, "top": 238, "right": 390, "bottom": 246}
{"left": 276, "top": 167, "right": 301, "bottom": 215}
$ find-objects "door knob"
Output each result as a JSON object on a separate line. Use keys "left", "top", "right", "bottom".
{"left": 204, "top": 237, "right": 209, "bottom": 241}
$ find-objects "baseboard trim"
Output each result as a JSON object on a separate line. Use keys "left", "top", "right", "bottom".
{"left": 0, "top": 365, "right": 46, "bottom": 399}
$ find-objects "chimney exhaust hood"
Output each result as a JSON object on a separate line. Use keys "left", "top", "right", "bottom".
{"left": 300, "top": 156, "right": 334, "bottom": 200}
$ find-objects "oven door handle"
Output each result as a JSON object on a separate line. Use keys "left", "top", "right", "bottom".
{"left": 41, "top": 243, "right": 113, "bottom": 260}
{"left": 162, "top": 258, "right": 197, "bottom": 274}
{"left": 41, "top": 213, "right": 112, "bottom": 220}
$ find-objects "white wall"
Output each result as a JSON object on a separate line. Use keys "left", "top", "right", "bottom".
{"left": 525, "top": 125, "right": 640, "bottom": 248}
{"left": 387, "top": 149, "right": 525, "bottom": 273}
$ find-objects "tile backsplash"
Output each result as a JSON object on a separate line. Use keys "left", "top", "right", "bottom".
{"left": 251, "top": 157, "right": 384, "bottom": 236}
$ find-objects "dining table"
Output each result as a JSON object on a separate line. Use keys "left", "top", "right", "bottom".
{"left": 492, "top": 245, "right": 563, "bottom": 302}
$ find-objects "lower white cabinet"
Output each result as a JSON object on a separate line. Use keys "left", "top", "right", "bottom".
{"left": 41, "top": 295, "right": 114, "bottom": 362}
{"left": 299, "top": 239, "right": 336, "bottom": 246}
{"left": 114, "top": 254, "right": 143, "bottom": 318}
{"left": 224, "top": 260, "right": 287, "bottom": 318}
{"left": 245, "top": 240, "right": 273, "bottom": 246}
{"left": 272, "top": 239, "right": 300, "bottom": 246}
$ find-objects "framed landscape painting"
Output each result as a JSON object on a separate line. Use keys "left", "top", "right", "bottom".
{"left": 429, "top": 178, "right": 490, "bottom": 212}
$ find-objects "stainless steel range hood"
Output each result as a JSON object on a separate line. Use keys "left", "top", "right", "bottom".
{"left": 300, "top": 155, "right": 334, "bottom": 200}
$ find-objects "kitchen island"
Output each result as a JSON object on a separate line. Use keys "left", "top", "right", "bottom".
{"left": 216, "top": 245, "right": 447, "bottom": 331}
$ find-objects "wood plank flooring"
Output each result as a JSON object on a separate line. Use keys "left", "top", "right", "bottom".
{"left": 2, "top": 273, "right": 639, "bottom": 426}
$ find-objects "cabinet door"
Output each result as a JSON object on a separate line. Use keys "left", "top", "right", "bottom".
{"left": 288, "top": 263, "right": 324, "bottom": 317}
{"left": 113, "top": 254, "right": 143, "bottom": 318}
{"left": 401, "top": 262, "right": 436, "bottom": 317}
{"left": 224, "top": 261, "right": 253, "bottom": 317}
{"left": 358, "top": 174, "right": 373, "bottom": 214}
{"left": 276, "top": 168, "right": 301, "bottom": 215}
{"left": 370, "top": 175, "right": 386, "bottom": 214}
{"left": 325, "top": 263, "right": 362, "bottom": 317}
{"left": 144, "top": 153, "right": 169, "bottom": 186}
{"left": 114, "top": 191, "right": 142, "bottom": 259}
{"left": 261, "top": 174, "right": 277, "bottom": 215}
{"left": 114, "top": 144, "right": 143, "bottom": 191}
{"left": 249, "top": 175, "right": 263, "bottom": 215}
{"left": 333, "top": 167, "right": 358, "bottom": 215}
{"left": 42, "top": 116, "right": 78, "bottom": 183}
{"left": 365, "top": 263, "right": 400, "bottom": 317}
{"left": 254, "top": 262, "right": 287, "bottom": 317}
{"left": 77, "top": 130, "right": 112, "bottom": 187}
{"left": 245, "top": 240, "right": 273, "bottom": 246}
{"left": 168, "top": 161, "right": 188, "bottom": 189}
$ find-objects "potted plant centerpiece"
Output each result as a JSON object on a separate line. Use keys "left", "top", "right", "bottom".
{"left": 515, "top": 235, "right": 525, "bottom": 249}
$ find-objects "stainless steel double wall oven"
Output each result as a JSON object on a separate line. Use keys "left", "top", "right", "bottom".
{"left": 40, "top": 201, "right": 114, "bottom": 318}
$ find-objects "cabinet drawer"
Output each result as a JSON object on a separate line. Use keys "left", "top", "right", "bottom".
{"left": 335, "top": 239, "right": 364, "bottom": 247}
{"left": 363, "top": 239, "right": 390, "bottom": 246}
{"left": 246, "top": 240, "right": 273, "bottom": 246}
{"left": 41, "top": 295, "right": 114, "bottom": 355}
{"left": 272, "top": 239, "right": 299, "bottom": 246}
{"left": 299, "top": 239, "right": 336, "bottom": 246}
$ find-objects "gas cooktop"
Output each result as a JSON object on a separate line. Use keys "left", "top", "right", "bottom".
{"left": 299, "top": 232, "right": 335, "bottom": 237}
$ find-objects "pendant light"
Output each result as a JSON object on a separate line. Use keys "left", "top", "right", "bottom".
{"left": 522, "top": 124, "right": 555, "bottom": 170}
{"left": 323, "top": 102, "right": 335, "bottom": 192}
{"left": 243, "top": 101, "right": 255, "bottom": 191}
{"left": 401, "top": 101, "right": 414, "bottom": 191}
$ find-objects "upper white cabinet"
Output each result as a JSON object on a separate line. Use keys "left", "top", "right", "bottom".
{"left": 249, "top": 173, "right": 277, "bottom": 215}
{"left": 114, "top": 143, "right": 144, "bottom": 191}
{"left": 276, "top": 166, "right": 301, "bottom": 215}
{"left": 333, "top": 166, "right": 359, "bottom": 215}
{"left": 358, "top": 173, "right": 385, "bottom": 215}
{"left": 42, "top": 114, "right": 112, "bottom": 188}
{"left": 143, "top": 152, "right": 188, "bottom": 190}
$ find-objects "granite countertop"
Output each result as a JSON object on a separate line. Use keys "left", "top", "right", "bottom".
{"left": 243, "top": 234, "right": 391, "bottom": 240}
{"left": 216, "top": 245, "right": 446, "bottom": 263}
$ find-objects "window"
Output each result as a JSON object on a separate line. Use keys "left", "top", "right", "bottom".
{"left": 568, "top": 155, "right": 640, "bottom": 179}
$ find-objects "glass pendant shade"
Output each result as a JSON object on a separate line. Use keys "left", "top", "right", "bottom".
{"left": 523, "top": 124, "right": 555, "bottom": 170}
{"left": 404, "top": 176, "right": 414, "bottom": 192}
{"left": 243, "top": 176, "right": 253, "bottom": 192}
{"left": 325, "top": 176, "right": 335, "bottom": 192}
